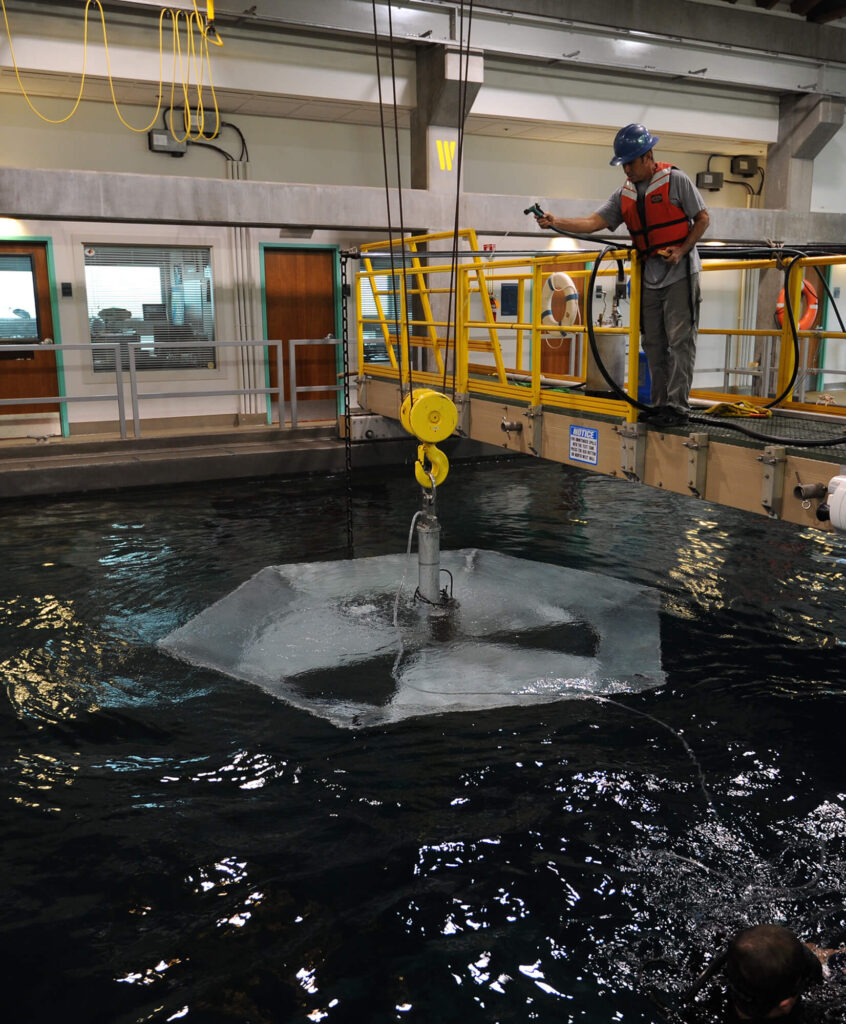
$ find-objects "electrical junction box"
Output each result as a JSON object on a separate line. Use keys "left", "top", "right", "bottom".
{"left": 731, "top": 155, "right": 759, "bottom": 177}
{"left": 147, "top": 130, "right": 186, "bottom": 157}
{"left": 696, "top": 170, "right": 724, "bottom": 191}
{"left": 500, "top": 283, "right": 519, "bottom": 317}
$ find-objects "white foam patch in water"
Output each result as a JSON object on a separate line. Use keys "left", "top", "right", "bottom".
{"left": 158, "top": 549, "right": 665, "bottom": 728}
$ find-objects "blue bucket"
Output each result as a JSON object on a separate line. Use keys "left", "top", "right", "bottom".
{"left": 638, "top": 350, "right": 651, "bottom": 404}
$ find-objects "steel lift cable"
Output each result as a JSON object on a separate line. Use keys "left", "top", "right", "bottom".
{"left": 340, "top": 256, "right": 355, "bottom": 556}
{"left": 441, "top": 0, "right": 475, "bottom": 401}
{"left": 371, "top": 0, "right": 413, "bottom": 402}
{"left": 386, "top": 2, "right": 414, "bottom": 402}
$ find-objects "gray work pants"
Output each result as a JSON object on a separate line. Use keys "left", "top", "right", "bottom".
{"left": 640, "top": 274, "right": 701, "bottom": 412}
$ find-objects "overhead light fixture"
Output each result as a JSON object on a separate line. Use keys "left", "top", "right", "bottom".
{"left": 547, "top": 237, "right": 579, "bottom": 252}
{"left": 0, "top": 218, "right": 27, "bottom": 237}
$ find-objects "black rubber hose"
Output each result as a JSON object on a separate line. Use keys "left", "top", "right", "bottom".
{"left": 687, "top": 413, "right": 846, "bottom": 448}
{"left": 549, "top": 234, "right": 846, "bottom": 448}
{"left": 582, "top": 244, "right": 653, "bottom": 414}
{"left": 763, "top": 254, "right": 802, "bottom": 410}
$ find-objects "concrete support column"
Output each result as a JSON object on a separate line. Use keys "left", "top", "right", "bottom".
{"left": 765, "top": 94, "right": 845, "bottom": 213}
{"left": 410, "top": 45, "right": 483, "bottom": 193}
{"left": 754, "top": 93, "right": 845, "bottom": 394}
{"left": 409, "top": 45, "right": 483, "bottom": 373}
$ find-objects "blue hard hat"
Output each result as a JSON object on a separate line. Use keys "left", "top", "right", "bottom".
{"left": 610, "top": 123, "right": 659, "bottom": 166}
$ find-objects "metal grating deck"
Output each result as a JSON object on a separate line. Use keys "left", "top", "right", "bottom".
{"left": 684, "top": 410, "right": 846, "bottom": 462}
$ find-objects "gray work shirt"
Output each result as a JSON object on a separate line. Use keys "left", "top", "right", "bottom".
{"left": 596, "top": 168, "right": 706, "bottom": 288}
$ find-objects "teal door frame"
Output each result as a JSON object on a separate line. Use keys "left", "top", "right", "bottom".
{"left": 259, "top": 243, "right": 343, "bottom": 424}
{"left": 0, "top": 235, "right": 66, "bottom": 436}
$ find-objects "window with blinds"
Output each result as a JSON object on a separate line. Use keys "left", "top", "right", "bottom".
{"left": 359, "top": 257, "right": 410, "bottom": 363}
{"left": 84, "top": 245, "right": 216, "bottom": 373}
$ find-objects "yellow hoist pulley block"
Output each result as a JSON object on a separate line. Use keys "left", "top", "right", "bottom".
{"left": 414, "top": 442, "right": 450, "bottom": 488}
{"left": 400, "top": 389, "right": 458, "bottom": 444}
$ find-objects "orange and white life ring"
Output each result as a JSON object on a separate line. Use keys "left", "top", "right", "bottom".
{"left": 776, "top": 279, "right": 818, "bottom": 330}
{"left": 541, "top": 272, "right": 580, "bottom": 328}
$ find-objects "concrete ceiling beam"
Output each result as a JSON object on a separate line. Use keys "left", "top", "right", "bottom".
{"left": 13, "top": 0, "right": 846, "bottom": 96}
{"left": 3, "top": 166, "right": 846, "bottom": 244}
{"left": 780, "top": 93, "right": 846, "bottom": 160}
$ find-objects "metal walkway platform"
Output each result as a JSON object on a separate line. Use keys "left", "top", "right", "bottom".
{"left": 686, "top": 408, "right": 846, "bottom": 460}
{"left": 350, "top": 229, "right": 846, "bottom": 534}
{"left": 359, "top": 377, "right": 846, "bottom": 532}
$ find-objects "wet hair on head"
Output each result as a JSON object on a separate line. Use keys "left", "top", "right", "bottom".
{"left": 726, "top": 924, "right": 821, "bottom": 1017}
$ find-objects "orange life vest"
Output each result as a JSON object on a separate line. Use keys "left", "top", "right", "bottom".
{"left": 620, "top": 162, "right": 691, "bottom": 257}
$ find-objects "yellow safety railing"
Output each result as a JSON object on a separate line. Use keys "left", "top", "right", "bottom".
{"left": 355, "top": 233, "right": 846, "bottom": 421}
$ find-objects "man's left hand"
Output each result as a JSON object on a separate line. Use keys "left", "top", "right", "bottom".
{"left": 660, "top": 246, "right": 685, "bottom": 265}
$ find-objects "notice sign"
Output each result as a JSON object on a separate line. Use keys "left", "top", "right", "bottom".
{"left": 569, "top": 424, "right": 599, "bottom": 465}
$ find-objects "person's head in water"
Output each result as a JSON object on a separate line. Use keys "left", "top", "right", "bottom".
{"left": 726, "top": 924, "right": 820, "bottom": 1020}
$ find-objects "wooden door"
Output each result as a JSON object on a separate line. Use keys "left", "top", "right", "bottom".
{"left": 0, "top": 243, "right": 59, "bottom": 415}
{"left": 263, "top": 247, "right": 338, "bottom": 405}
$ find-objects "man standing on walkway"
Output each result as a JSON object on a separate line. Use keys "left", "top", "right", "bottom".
{"left": 536, "top": 123, "right": 710, "bottom": 427}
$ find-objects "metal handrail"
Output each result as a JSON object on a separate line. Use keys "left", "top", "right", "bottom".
{"left": 0, "top": 342, "right": 128, "bottom": 437}
{"left": 355, "top": 241, "right": 846, "bottom": 419}
{"left": 126, "top": 339, "right": 284, "bottom": 437}
{"left": 0, "top": 339, "right": 285, "bottom": 439}
{"left": 288, "top": 337, "right": 344, "bottom": 428}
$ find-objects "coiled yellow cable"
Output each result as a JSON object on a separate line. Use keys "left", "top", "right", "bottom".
{"left": 0, "top": 0, "right": 221, "bottom": 139}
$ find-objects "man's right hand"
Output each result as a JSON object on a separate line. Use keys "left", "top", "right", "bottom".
{"left": 536, "top": 212, "right": 555, "bottom": 229}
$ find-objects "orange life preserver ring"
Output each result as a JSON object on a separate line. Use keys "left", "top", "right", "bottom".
{"left": 541, "top": 272, "right": 580, "bottom": 328}
{"left": 775, "top": 280, "right": 818, "bottom": 330}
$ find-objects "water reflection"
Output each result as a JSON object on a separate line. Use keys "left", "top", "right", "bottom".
{"left": 1, "top": 594, "right": 115, "bottom": 723}
{"left": 0, "top": 466, "right": 844, "bottom": 1023}
{"left": 116, "top": 956, "right": 183, "bottom": 987}
{"left": 10, "top": 749, "right": 79, "bottom": 813}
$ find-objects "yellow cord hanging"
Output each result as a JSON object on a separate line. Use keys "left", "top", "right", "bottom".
{"left": 0, "top": 0, "right": 221, "bottom": 139}
{"left": 169, "top": 6, "right": 222, "bottom": 140}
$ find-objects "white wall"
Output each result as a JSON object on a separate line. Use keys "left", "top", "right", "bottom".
{"left": 811, "top": 122, "right": 846, "bottom": 215}
{"left": 463, "top": 136, "right": 753, "bottom": 210}
{"left": 696, "top": 268, "right": 749, "bottom": 391}
{"left": 0, "top": 93, "right": 411, "bottom": 188}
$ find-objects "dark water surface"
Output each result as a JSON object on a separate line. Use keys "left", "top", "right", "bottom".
{"left": 1, "top": 460, "right": 844, "bottom": 1024}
